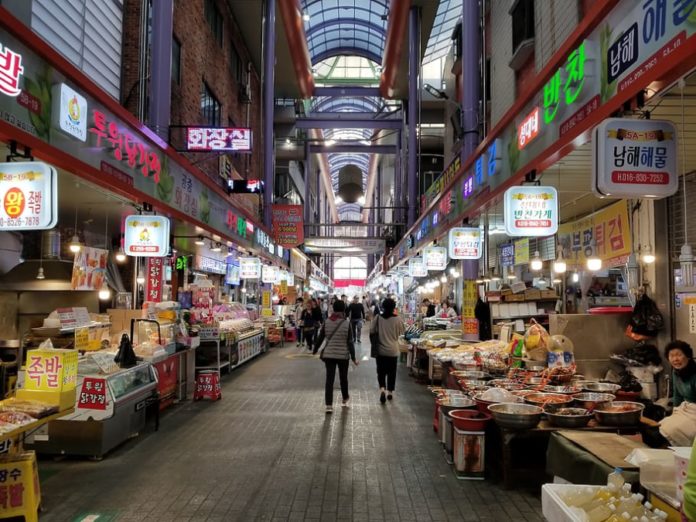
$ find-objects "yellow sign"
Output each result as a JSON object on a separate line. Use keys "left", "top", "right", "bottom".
{"left": 74, "top": 327, "right": 89, "bottom": 350}
{"left": 0, "top": 451, "right": 41, "bottom": 520}
{"left": 557, "top": 201, "right": 632, "bottom": 268}
{"left": 514, "top": 238, "right": 529, "bottom": 265}
{"left": 462, "top": 281, "right": 479, "bottom": 337}
{"left": 684, "top": 297, "right": 696, "bottom": 305}
{"left": 262, "top": 308, "right": 273, "bottom": 317}
{"left": 280, "top": 280, "right": 288, "bottom": 294}
{"left": 18, "top": 348, "right": 78, "bottom": 410}
{"left": 262, "top": 290, "right": 271, "bottom": 308}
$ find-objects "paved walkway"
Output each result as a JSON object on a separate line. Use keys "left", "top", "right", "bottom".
{"left": 38, "top": 337, "right": 544, "bottom": 522}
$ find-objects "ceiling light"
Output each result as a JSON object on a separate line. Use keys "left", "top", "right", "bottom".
{"left": 449, "top": 267, "right": 456, "bottom": 275}
{"left": 440, "top": 275, "right": 447, "bottom": 283}
{"left": 358, "top": 195, "right": 366, "bottom": 205}
{"left": 285, "top": 137, "right": 291, "bottom": 144}
{"left": 325, "top": 139, "right": 336, "bottom": 146}
{"left": 642, "top": 245, "right": 656, "bottom": 264}
{"left": 36, "top": 267, "right": 45, "bottom": 280}
{"left": 587, "top": 257, "right": 602, "bottom": 271}
{"left": 491, "top": 271, "right": 501, "bottom": 282}
{"left": 553, "top": 277, "right": 562, "bottom": 284}
{"left": 115, "top": 248, "right": 127, "bottom": 263}
{"left": 335, "top": 195, "right": 343, "bottom": 204}
{"left": 531, "top": 251, "right": 543, "bottom": 271}
{"left": 136, "top": 275, "right": 145, "bottom": 285}
{"left": 302, "top": 11, "right": 310, "bottom": 21}
{"left": 571, "top": 272, "right": 580, "bottom": 283}
{"left": 553, "top": 251, "right": 567, "bottom": 274}
{"left": 195, "top": 236, "right": 205, "bottom": 246}
{"left": 360, "top": 139, "right": 371, "bottom": 146}
{"left": 212, "top": 242, "right": 222, "bottom": 252}
{"left": 98, "top": 282, "right": 111, "bottom": 301}
{"left": 241, "top": 287, "right": 247, "bottom": 293}
{"left": 68, "top": 234, "right": 82, "bottom": 253}
{"left": 538, "top": 276, "right": 547, "bottom": 285}
{"left": 451, "top": 271, "right": 460, "bottom": 278}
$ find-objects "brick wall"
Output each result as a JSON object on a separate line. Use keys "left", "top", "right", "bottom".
{"left": 121, "top": 0, "right": 263, "bottom": 185}
{"left": 489, "top": 0, "right": 516, "bottom": 127}
{"left": 534, "top": 0, "right": 580, "bottom": 71}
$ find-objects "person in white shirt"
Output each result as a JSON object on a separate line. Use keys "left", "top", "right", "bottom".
{"left": 294, "top": 297, "right": 305, "bottom": 347}
{"left": 370, "top": 298, "right": 405, "bottom": 404}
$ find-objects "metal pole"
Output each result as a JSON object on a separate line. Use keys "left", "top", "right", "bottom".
{"left": 262, "top": 0, "right": 276, "bottom": 227}
{"left": 376, "top": 164, "right": 383, "bottom": 226}
{"left": 304, "top": 142, "right": 311, "bottom": 226}
{"left": 315, "top": 164, "right": 321, "bottom": 222}
{"left": 148, "top": 0, "right": 173, "bottom": 139}
{"left": 407, "top": 7, "right": 419, "bottom": 228}
{"left": 461, "top": 0, "right": 480, "bottom": 161}
{"left": 395, "top": 133, "right": 402, "bottom": 225}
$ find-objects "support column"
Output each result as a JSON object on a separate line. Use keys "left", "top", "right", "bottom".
{"left": 461, "top": 0, "right": 480, "bottom": 160}
{"left": 304, "top": 142, "right": 312, "bottom": 234}
{"left": 315, "top": 165, "right": 321, "bottom": 222}
{"left": 407, "top": 8, "right": 419, "bottom": 228}
{"left": 262, "top": 0, "right": 276, "bottom": 227}
{"left": 395, "top": 133, "right": 402, "bottom": 226}
{"left": 148, "top": 0, "right": 173, "bottom": 140}
{"left": 376, "top": 165, "right": 383, "bottom": 229}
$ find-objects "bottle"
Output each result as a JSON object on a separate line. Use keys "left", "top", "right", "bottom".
{"left": 565, "top": 486, "right": 596, "bottom": 507}
{"left": 593, "top": 483, "right": 619, "bottom": 502}
{"left": 586, "top": 504, "right": 613, "bottom": 522}
{"left": 608, "top": 467, "right": 626, "bottom": 489}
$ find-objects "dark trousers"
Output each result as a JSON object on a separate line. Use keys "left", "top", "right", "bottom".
{"left": 324, "top": 358, "right": 349, "bottom": 406}
{"left": 376, "top": 355, "right": 398, "bottom": 391}
{"left": 303, "top": 328, "right": 315, "bottom": 350}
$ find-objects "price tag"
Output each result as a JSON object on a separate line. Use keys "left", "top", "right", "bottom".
{"left": 262, "top": 308, "right": 273, "bottom": 317}
{"left": 74, "top": 327, "right": 89, "bottom": 350}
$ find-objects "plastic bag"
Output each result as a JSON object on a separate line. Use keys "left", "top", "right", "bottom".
{"left": 524, "top": 319, "right": 551, "bottom": 361}
{"left": 629, "top": 294, "right": 664, "bottom": 338}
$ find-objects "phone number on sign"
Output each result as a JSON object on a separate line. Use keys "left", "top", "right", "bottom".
{"left": 611, "top": 171, "right": 668, "bottom": 185}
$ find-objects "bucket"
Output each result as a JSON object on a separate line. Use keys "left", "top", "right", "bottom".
{"left": 448, "top": 409, "right": 492, "bottom": 431}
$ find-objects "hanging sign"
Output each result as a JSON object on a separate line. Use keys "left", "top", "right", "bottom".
{"left": 145, "top": 257, "right": 165, "bottom": 302}
{"left": 71, "top": 247, "right": 108, "bottom": 291}
{"left": 185, "top": 127, "right": 252, "bottom": 152}
{"left": 592, "top": 118, "right": 678, "bottom": 199}
{"left": 262, "top": 290, "right": 271, "bottom": 308}
{"left": 504, "top": 186, "right": 558, "bottom": 236}
{"left": 124, "top": 215, "right": 170, "bottom": 256}
{"left": 462, "top": 280, "right": 479, "bottom": 338}
{"left": 271, "top": 204, "right": 304, "bottom": 248}
{"left": 262, "top": 265, "right": 279, "bottom": 284}
{"left": 500, "top": 244, "right": 515, "bottom": 267}
{"left": 423, "top": 246, "right": 448, "bottom": 271}
{"left": 514, "top": 238, "right": 530, "bottom": 265}
{"left": 287, "top": 272, "right": 295, "bottom": 286}
{"left": 239, "top": 257, "right": 261, "bottom": 279}
{"left": 225, "top": 260, "right": 240, "bottom": 285}
{"left": 408, "top": 257, "right": 427, "bottom": 277}
{"left": 52, "top": 83, "right": 88, "bottom": 142}
{"left": 448, "top": 227, "right": 482, "bottom": 259}
{"left": 0, "top": 161, "right": 57, "bottom": 230}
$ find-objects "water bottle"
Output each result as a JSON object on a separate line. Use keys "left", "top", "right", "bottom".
{"left": 608, "top": 467, "right": 626, "bottom": 489}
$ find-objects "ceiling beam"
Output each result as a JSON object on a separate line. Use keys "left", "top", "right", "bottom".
{"left": 379, "top": 0, "right": 411, "bottom": 98}
{"left": 297, "top": 116, "right": 402, "bottom": 129}
{"left": 314, "top": 87, "right": 381, "bottom": 97}
{"left": 309, "top": 144, "right": 397, "bottom": 154}
{"left": 277, "top": 0, "right": 315, "bottom": 98}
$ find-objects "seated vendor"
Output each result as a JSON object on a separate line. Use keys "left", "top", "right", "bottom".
{"left": 658, "top": 340, "right": 696, "bottom": 447}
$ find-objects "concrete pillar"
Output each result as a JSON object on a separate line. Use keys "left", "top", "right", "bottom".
{"left": 461, "top": 0, "right": 480, "bottom": 160}
{"left": 262, "top": 0, "right": 276, "bottom": 227}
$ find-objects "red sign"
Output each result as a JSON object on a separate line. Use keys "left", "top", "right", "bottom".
{"left": 611, "top": 171, "right": 669, "bottom": 185}
{"left": 517, "top": 107, "right": 540, "bottom": 150}
{"left": 271, "top": 204, "right": 304, "bottom": 248}
{"left": 78, "top": 377, "right": 107, "bottom": 410}
{"left": 194, "top": 371, "right": 221, "bottom": 400}
{"left": 0, "top": 43, "right": 24, "bottom": 97}
{"left": 186, "top": 127, "right": 252, "bottom": 152}
{"left": 145, "top": 257, "right": 165, "bottom": 302}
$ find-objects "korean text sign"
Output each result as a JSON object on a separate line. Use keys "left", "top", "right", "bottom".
{"left": 408, "top": 257, "right": 427, "bottom": 277}
{"left": 186, "top": 127, "right": 252, "bottom": 152}
{"left": 0, "top": 162, "right": 57, "bottom": 230}
{"left": 557, "top": 200, "right": 632, "bottom": 268}
{"left": 239, "top": 257, "right": 261, "bottom": 279}
{"left": 504, "top": 186, "right": 558, "bottom": 236}
{"left": 124, "top": 215, "right": 170, "bottom": 257}
{"left": 593, "top": 118, "right": 678, "bottom": 198}
{"left": 271, "top": 204, "right": 304, "bottom": 248}
{"left": 77, "top": 377, "right": 107, "bottom": 410}
{"left": 145, "top": 257, "right": 165, "bottom": 302}
{"left": 261, "top": 265, "right": 279, "bottom": 284}
{"left": 423, "top": 246, "right": 448, "bottom": 271}
{"left": 448, "top": 227, "right": 482, "bottom": 260}
{"left": 25, "top": 349, "right": 78, "bottom": 393}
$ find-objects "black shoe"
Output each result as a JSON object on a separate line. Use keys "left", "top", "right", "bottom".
{"left": 387, "top": 393, "right": 393, "bottom": 401}
{"left": 380, "top": 391, "right": 386, "bottom": 404}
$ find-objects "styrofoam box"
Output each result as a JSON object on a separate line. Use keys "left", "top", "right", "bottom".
{"left": 541, "top": 484, "right": 602, "bottom": 522}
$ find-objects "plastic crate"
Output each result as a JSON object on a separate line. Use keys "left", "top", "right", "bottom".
{"left": 541, "top": 484, "right": 601, "bottom": 522}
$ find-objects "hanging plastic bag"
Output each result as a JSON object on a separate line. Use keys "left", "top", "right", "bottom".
{"left": 629, "top": 294, "right": 664, "bottom": 338}
{"left": 524, "top": 318, "right": 551, "bottom": 362}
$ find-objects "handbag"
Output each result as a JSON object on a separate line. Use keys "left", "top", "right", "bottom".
{"left": 369, "top": 316, "right": 380, "bottom": 358}
{"left": 318, "top": 319, "right": 343, "bottom": 360}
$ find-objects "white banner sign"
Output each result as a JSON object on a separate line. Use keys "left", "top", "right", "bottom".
{"left": 423, "top": 246, "right": 448, "bottom": 271}
{"left": 408, "top": 257, "right": 427, "bottom": 277}
{"left": 239, "top": 257, "right": 261, "bottom": 279}
{"left": 592, "top": 118, "right": 678, "bottom": 199}
{"left": 448, "top": 227, "right": 482, "bottom": 259}
{"left": 262, "top": 265, "right": 279, "bottom": 284}
{"left": 504, "top": 186, "right": 558, "bottom": 236}
{"left": 0, "top": 162, "right": 57, "bottom": 230}
{"left": 124, "top": 215, "right": 170, "bottom": 256}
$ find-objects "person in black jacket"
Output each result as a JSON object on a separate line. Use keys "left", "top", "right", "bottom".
{"left": 348, "top": 296, "right": 366, "bottom": 342}
{"left": 310, "top": 298, "right": 324, "bottom": 354}
{"left": 422, "top": 298, "right": 436, "bottom": 317}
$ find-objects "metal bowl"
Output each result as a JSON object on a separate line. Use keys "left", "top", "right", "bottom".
{"left": 452, "top": 370, "right": 490, "bottom": 380}
{"left": 544, "top": 385, "right": 582, "bottom": 395}
{"left": 593, "top": 401, "right": 645, "bottom": 426}
{"left": 524, "top": 392, "right": 573, "bottom": 412}
{"left": 571, "top": 393, "right": 616, "bottom": 410}
{"left": 488, "top": 403, "right": 543, "bottom": 430}
{"left": 489, "top": 379, "right": 526, "bottom": 390}
{"left": 458, "top": 379, "right": 489, "bottom": 390}
{"left": 544, "top": 407, "right": 593, "bottom": 428}
{"left": 526, "top": 377, "right": 546, "bottom": 386}
{"left": 526, "top": 365, "right": 546, "bottom": 374}
{"left": 583, "top": 382, "right": 622, "bottom": 394}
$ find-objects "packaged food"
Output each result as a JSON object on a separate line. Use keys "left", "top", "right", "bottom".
{"left": 0, "top": 411, "right": 34, "bottom": 426}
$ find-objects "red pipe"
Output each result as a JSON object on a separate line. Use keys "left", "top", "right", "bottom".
{"left": 277, "top": 0, "right": 315, "bottom": 98}
{"left": 379, "top": 0, "right": 412, "bottom": 99}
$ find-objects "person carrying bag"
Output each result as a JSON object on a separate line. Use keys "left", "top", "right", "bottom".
{"left": 370, "top": 298, "right": 405, "bottom": 404}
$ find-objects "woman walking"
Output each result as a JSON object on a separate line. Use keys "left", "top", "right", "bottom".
{"left": 320, "top": 300, "right": 359, "bottom": 413}
{"left": 300, "top": 300, "right": 318, "bottom": 352}
{"left": 370, "top": 298, "right": 405, "bottom": 404}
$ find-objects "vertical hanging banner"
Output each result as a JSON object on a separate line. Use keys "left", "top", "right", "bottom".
{"left": 448, "top": 228, "right": 483, "bottom": 259}
{"left": 271, "top": 204, "right": 304, "bottom": 248}
{"left": 423, "top": 246, "right": 448, "bottom": 271}
{"left": 513, "top": 238, "right": 530, "bottom": 265}
{"left": 145, "top": 257, "right": 165, "bottom": 302}
{"left": 239, "top": 257, "right": 261, "bottom": 279}
{"left": 593, "top": 118, "right": 678, "bottom": 198}
{"left": 124, "top": 215, "right": 170, "bottom": 256}
{"left": 0, "top": 161, "right": 58, "bottom": 230}
{"left": 504, "top": 186, "right": 559, "bottom": 236}
{"left": 462, "top": 280, "right": 479, "bottom": 338}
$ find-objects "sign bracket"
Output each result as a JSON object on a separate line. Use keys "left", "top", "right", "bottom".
{"left": 5, "top": 140, "right": 33, "bottom": 162}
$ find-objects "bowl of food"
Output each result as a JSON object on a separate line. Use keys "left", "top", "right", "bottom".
{"left": 458, "top": 379, "right": 489, "bottom": 391}
{"left": 524, "top": 393, "right": 573, "bottom": 411}
{"left": 437, "top": 397, "right": 476, "bottom": 417}
{"left": 525, "top": 377, "right": 546, "bottom": 387}
{"left": 593, "top": 401, "right": 645, "bottom": 426}
{"left": 488, "top": 379, "right": 526, "bottom": 391}
{"left": 452, "top": 370, "right": 490, "bottom": 380}
{"left": 544, "top": 385, "right": 582, "bottom": 395}
{"left": 473, "top": 389, "right": 523, "bottom": 413}
{"left": 448, "top": 409, "right": 492, "bottom": 431}
{"left": 545, "top": 407, "right": 594, "bottom": 428}
{"left": 571, "top": 392, "right": 615, "bottom": 410}
{"left": 488, "top": 403, "right": 543, "bottom": 430}
{"left": 582, "top": 382, "right": 622, "bottom": 394}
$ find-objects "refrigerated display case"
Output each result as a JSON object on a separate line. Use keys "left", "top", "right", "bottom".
{"left": 26, "top": 357, "right": 157, "bottom": 458}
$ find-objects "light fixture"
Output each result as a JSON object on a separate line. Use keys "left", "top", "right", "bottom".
{"left": 136, "top": 275, "right": 145, "bottom": 285}
{"left": 335, "top": 195, "right": 343, "bottom": 204}
{"left": 587, "top": 256, "right": 602, "bottom": 271}
{"left": 451, "top": 270, "right": 460, "bottom": 278}
{"left": 115, "top": 246, "right": 126, "bottom": 262}
{"left": 99, "top": 282, "right": 111, "bottom": 301}
{"left": 36, "top": 267, "right": 45, "bottom": 280}
{"left": 507, "top": 267, "right": 517, "bottom": 280}
{"left": 531, "top": 251, "right": 543, "bottom": 271}
{"left": 571, "top": 272, "right": 580, "bottom": 283}
{"left": 69, "top": 207, "right": 82, "bottom": 253}
{"left": 449, "top": 267, "right": 456, "bottom": 275}
{"left": 241, "top": 287, "right": 247, "bottom": 293}
{"left": 360, "top": 139, "right": 371, "bottom": 146}
{"left": 440, "top": 275, "right": 447, "bottom": 283}
{"left": 641, "top": 245, "right": 656, "bottom": 264}
{"left": 302, "top": 11, "right": 310, "bottom": 21}
{"left": 325, "top": 139, "right": 336, "bottom": 146}
{"left": 211, "top": 241, "right": 222, "bottom": 252}
{"left": 358, "top": 195, "right": 366, "bottom": 205}
{"left": 491, "top": 271, "right": 501, "bottom": 282}
{"left": 553, "top": 249, "right": 567, "bottom": 274}
{"left": 553, "top": 277, "right": 562, "bottom": 284}
{"left": 195, "top": 236, "right": 205, "bottom": 246}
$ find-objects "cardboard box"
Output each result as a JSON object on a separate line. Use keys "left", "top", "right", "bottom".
{"left": 524, "top": 289, "right": 541, "bottom": 300}
{"left": 541, "top": 290, "right": 559, "bottom": 299}
{"left": 504, "top": 294, "right": 525, "bottom": 302}
{"left": 107, "top": 309, "right": 145, "bottom": 335}
{"left": 486, "top": 291, "right": 501, "bottom": 302}
{"left": 500, "top": 288, "right": 513, "bottom": 296}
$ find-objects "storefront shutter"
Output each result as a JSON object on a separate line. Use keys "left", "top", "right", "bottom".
{"left": 667, "top": 172, "right": 696, "bottom": 265}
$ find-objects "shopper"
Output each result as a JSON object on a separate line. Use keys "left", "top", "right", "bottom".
{"left": 294, "top": 297, "right": 304, "bottom": 347}
{"left": 370, "top": 298, "right": 405, "bottom": 404}
{"left": 300, "top": 300, "right": 318, "bottom": 352}
{"left": 348, "top": 295, "right": 366, "bottom": 343}
{"left": 321, "top": 298, "right": 329, "bottom": 320}
{"left": 422, "top": 298, "right": 436, "bottom": 317}
{"left": 310, "top": 299, "right": 325, "bottom": 353}
{"left": 319, "top": 300, "right": 358, "bottom": 413}
{"left": 438, "top": 300, "right": 458, "bottom": 320}
{"left": 658, "top": 341, "right": 696, "bottom": 446}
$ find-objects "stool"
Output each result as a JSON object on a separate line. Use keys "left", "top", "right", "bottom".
{"left": 284, "top": 329, "right": 296, "bottom": 342}
{"left": 0, "top": 451, "right": 40, "bottom": 522}
{"left": 193, "top": 370, "right": 221, "bottom": 401}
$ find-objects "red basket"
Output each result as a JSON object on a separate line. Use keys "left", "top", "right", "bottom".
{"left": 449, "top": 409, "right": 492, "bottom": 431}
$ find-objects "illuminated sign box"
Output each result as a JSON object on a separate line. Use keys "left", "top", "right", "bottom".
{"left": 186, "top": 127, "right": 252, "bottom": 152}
{"left": 504, "top": 186, "right": 558, "bottom": 237}
{"left": 448, "top": 227, "right": 482, "bottom": 260}
{"left": 124, "top": 215, "right": 170, "bottom": 257}
{"left": 0, "top": 161, "right": 58, "bottom": 230}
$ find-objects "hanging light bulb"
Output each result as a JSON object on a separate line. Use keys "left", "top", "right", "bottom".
{"left": 491, "top": 270, "right": 501, "bottom": 282}
{"left": 553, "top": 249, "right": 567, "bottom": 274}
{"left": 552, "top": 277, "right": 562, "bottom": 284}
{"left": 115, "top": 248, "right": 127, "bottom": 263}
{"left": 531, "top": 251, "right": 543, "bottom": 271}
{"left": 449, "top": 267, "right": 457, "bottom": 275}
{"left": 587, "top": 256, "right": 602, "bottom": 271}
{"left": 36, "top": 267, "right": 45, "bottom": 280}
{"left": 99, "top": 282, "right": 111, "bottom": 301}
{"left": 451, "top": 270, "right": 460, "bottom": 278}
{"left": 211, "top": 241, "right": 222, "bottom": 252}
{"left": 195, "top": 236, "right": 205, "bottom": 246}
{"left": 642, "top": 245, "right": 656, "bottom": 264}
{"left": 68, "top": 234, "right": 82, "bottom": 253}
{"left": 440, "top": 275, "right": 447, "bottom": 283}
{"left": 571, "top": 272, "right": 580, "bottom": 283}
{"left": 507, "top": 267, "right": 517, "bottom": 280}
{"left": 136, "top": 275, "right": 145, "bottom": 285}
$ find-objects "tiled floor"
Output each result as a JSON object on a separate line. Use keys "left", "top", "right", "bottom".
{"left": 38, "top": 338, "right": 544, "bottom": 522}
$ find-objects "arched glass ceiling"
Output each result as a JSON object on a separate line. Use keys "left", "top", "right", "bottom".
{"left": 302, "top": 0, "right": 388, "bottom": 65}
{"left": 424, "top": 0, "right": 461, "bottom": 64}
{"left": 313, "top": 56, "right": 380, "bottom": 85}
{"left": 311, "top": 95, "right": 382, "bottom": 113}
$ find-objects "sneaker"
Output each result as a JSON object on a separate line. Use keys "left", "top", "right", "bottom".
{"left": 387, "top": 392, "right": 393, "bottom": 401}
{"left": 341, "top": 399, "right": 350, "bottom": 408}
{"left": 325, "top": 405, "right": 333, "bottom": 414}
{"left": 296, "top": 342, "right": 300, "bottom": 347}
{"left": 380, "top": 391, "right": 386, "bottom": 404}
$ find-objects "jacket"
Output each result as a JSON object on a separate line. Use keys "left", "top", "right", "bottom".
{"left": 371, "top": 315, "right": 405, "bottom": 357}
{"left": 348, "top": 302, "right": 365, "bottom": 320}
{"left": 674, "top": 369, "right": 696, "bottom": 407}
{"left": 321, "top": 316, "right": 355, "bottom": 361}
